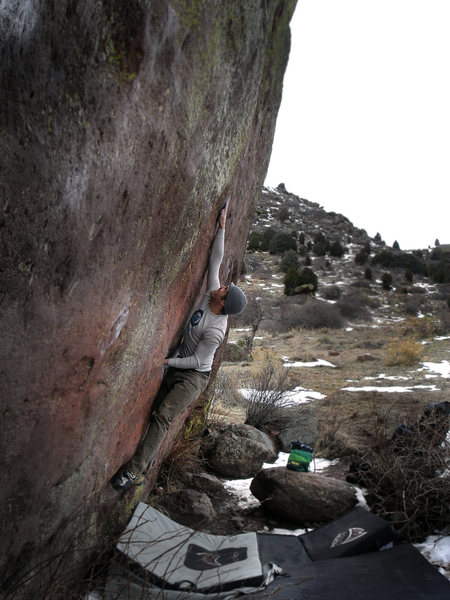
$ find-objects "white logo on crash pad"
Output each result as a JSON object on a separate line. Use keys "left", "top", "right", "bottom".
{"left": 330, "top": 527, "right": 367, "bottom": 548}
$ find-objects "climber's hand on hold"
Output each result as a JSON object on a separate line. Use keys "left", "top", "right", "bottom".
{"left": 219, "top": 199, "right": 228, "bottom": 229}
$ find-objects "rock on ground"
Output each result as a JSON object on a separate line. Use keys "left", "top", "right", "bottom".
{"left": 203, "top": 423, "right": 278, "bottom": 478}
{"left": 250, "top": 467, "right": 357, "bottom": 525}
{"left": 277, "top": 405, "right": 319, "bottom": 452}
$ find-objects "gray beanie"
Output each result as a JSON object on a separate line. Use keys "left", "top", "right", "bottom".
{"left": 224, "top": 282, "right": 247, "bottom": 315}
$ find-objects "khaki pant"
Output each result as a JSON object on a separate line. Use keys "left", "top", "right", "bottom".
{"left": 127, "top": 368, "right": 209, "bottom": 475}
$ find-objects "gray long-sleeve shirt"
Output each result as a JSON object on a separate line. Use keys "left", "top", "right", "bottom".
{"left": 167, "top": 228, "right": 228, "bottom": 372}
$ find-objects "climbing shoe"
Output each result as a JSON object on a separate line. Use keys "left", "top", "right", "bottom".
{"left": 111, "top": 468, "right": 144, "bottom": 491}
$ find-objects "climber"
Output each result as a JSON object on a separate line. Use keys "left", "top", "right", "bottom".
{"left": 111, "top": 202, "right": 247, "bottom": 491}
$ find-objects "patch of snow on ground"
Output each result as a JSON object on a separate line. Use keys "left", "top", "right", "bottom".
{"left": 239, "top": 387, "right": 325, "bottom": 405}
{"left": 414, "top": 536, "right": 450, "bottom": 579}
{"left": 283, "top": 358, "right": 336, "bottom": 368}
{"left": 435, "top": 336, "right": 450, "bottom": 341}
{"left": 364, "top": 374, "right": 410, "bottom": 381}
{"left": 286, "top": 387, "right": 326, "bottom": 404}
{"left": 342, "top": 384, "right": 440, "bottom": 393}
{"left": 418, "top": 360, "right": 450, "bottom": 378}
{"left": 224, "top": 452, "right": 289, "bottom": 509}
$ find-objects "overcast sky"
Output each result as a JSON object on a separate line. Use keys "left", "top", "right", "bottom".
{"left": 265, "top": 0, "right": 450, "bottom": 250}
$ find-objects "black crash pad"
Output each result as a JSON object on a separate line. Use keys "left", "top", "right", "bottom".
{"left": 261, "top": 543, "right": 450, "bottom": 600}
{"left": 299, "top": 506, "right": 397, "bottom": 561}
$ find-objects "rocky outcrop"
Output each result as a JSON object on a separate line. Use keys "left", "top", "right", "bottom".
{"left": 250, "top": 467, "right": 357, "bottom": 525}
{"left": 0, "top": 0, "right": 296, "bottom": 593}
{"left": 202, "top": 423, "right": 278, "bottom": 478}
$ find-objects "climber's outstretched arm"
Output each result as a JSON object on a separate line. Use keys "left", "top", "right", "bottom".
{"left": 207, "top": 202, "right": 228, "bottom": 292}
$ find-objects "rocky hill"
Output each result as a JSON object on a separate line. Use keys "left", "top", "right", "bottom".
{"left": 234, "top": 183, "right": 450, "bottom": 337}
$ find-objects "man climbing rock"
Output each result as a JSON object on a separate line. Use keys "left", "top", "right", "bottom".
{"left": 111, "top": 202, "right": 247, "bottom": 491}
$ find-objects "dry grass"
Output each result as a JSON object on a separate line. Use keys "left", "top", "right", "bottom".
{"left": 384, "top": 338, "right": 424, "bottom": 366}
{"left": 158, "top": 436, "right": 205, "bottom": 491}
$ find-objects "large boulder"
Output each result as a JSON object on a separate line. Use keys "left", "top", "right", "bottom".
{"left": 0, "top": 0, "right": 296, "bottom": 593}
{"left": 250, "top": 467, "right": 357, "bottom": 525}
{"left": 278, "top": 405, "right": 319, "bottom": 452}
{"left": 203, "top": 424, "right": 278, "bottom": 478}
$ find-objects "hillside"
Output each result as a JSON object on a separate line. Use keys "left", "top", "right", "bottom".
{"left": 211, "top": 184, "right": 450, "bottom": 543}
{"left": 226, "top": 183, "right": 450, "bottom": 427}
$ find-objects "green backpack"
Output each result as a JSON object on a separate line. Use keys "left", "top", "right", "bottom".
{"left": 287, "top": 441, "right": 314, "bottom": 472}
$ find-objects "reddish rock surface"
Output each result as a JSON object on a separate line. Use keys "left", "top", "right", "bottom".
{"left": 0, "top": 0, "right": 296, "bottom": 593}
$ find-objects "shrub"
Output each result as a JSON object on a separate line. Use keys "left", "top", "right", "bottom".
{"left": 329, "top": 240, "right": 345, "bottom": 257}
{"left": 313, "top": 231, "right": 329, "bottom": 256}
{"left": 364, "top": 267, "right": 372, "bottom": 280}
{"left": 355, "top": 249, "right": 369, "bottom": 265}
{"left": 321, "top": 285, "right": 342, "bottom": 300}
{"left": 313, "top": 241, "right": 327, "bottom": 256}
{"left": 284, "top": 266, "right": 318, "bottom": 296}
{"left": 299, "top": 266, "right": 318, "bottom": 291}
{"left": 356, "top": 403, "right": 450, "bottom": 541}
{"left": 284, "top": 267, "right": 302, "bottom": 295}
{"left": 280, "top": 249, "right": 299, "bottom": 273}
{"left": 430, "top": 247, "right": 445, "bottom": 260}
{"left": 224, "top": 342, "right": 248, "bottom": 362}
{"left": 247, "top": 231, "right": 261, "bottom": 251}
{"left": 304, "top": 254, "right": 312, "bottom": 266}
{"left": 381, "top": 272, "right": 392, "bottom": 290}
{"left": 403, "top": 316, "right": 437, "bottom": 339}
{"left": 404, "top": 268, "right": 413, "bottom": 282}
{"left": 336, "top": 291, "right": 370, "bottom": 320}
{"left": 299, "top": 232, "right": 305, "bottom": 245}
{"left": 294, "top": 299, "right": 344, "bottom": 329}
{"left": 372, "top": 250, "right": 427, "bottom": 274}
{"left": 350, "top": 279, "right": 372, "bottom": 289}
{"left": 269, "top": 232, "right": 297, "bottom": 255}
{"left": 384, "top": 338, "right": 423, "bottom": 365}
{"left": 260, "top": 227, "right": 276, "bottom": 251}
{"left": 403, "top": 296, "right": 421, "bottom": 315}
{"left": 428, "top": 258, "right": 450, "bottom": 283}
{"left": 277, "top": 206, "right": 290, "bottom": 222}
{"left": 243, "top": 355, "right": 300, "bottom": 430}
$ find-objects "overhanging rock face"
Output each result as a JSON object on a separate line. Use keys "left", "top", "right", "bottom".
{"left": 0, "top": 0, "right": 296, "bottom": 592}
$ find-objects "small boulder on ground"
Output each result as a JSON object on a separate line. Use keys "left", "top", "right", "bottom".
{"left": 250, "top": 467, "right": 357, "bottom": 525}
{"left": 162, "top": 489, "right": 217, "bottom": 526}
{"left": 277, "top": 405, "right": 318, "bottom": 452}
{"left": 202, "top": 423, "right": 277, "bottom": 478}
{"left": 189, "top": 472, "right": 225, "bottom": 496}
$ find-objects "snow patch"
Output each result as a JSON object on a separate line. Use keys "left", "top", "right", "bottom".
{"left": 418, "top": 360, "right": 450, "bottom": 378}
{"left": 342, "top": 385, "right": 440, "bottom": 393}
{"left": 283, "top": 358, "right": 336, "bottom": 368}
